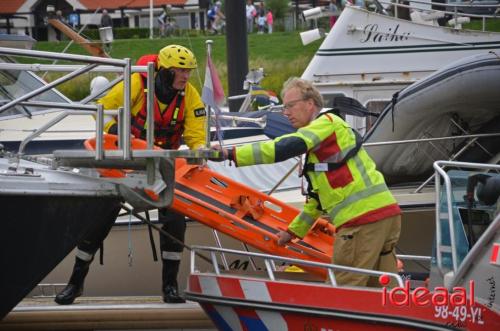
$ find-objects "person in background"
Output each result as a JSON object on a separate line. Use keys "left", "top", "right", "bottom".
{"left": 158, "top": 5, "right": 172, "bottom": 37}
{"left": 266, "top": 9, "right": 273, "bottom": 34}
{"left": 212, "top": 78, "right": 402, "bottom": 287}
{"left": 100, "top": 9, "right": 113, "bottom": 52}
{"left": 329, "top": 0, "right": 339, "bottom": 28}
{"left": 54, "top": 45, "right": 207, "bottom": 305}
{"left": 100, "top": 9, "right": 112, "bottom": 28}
{"left": 354, "top": 0, "right": 366, "bottom": 8}
{"left": 211, "top": 1, "right": 226, "bottom": 34}
{"left": 246, "top": 0, "right": 256, "bottom": 33}
{"left": 257, "top": 10, "right": 266, "bottom": 34}
{"left": 54, "top": 10, "right": 65, "bottom": 42}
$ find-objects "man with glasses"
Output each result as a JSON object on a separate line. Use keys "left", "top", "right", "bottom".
{"left": 212, "top": 77, "right": 401, "bottom": 287}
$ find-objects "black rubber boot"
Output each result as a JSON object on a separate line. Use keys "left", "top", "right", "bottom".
{"left": 162, "top": 259, "right": 185, "bottom": 303}
{"left": 54, "top": 257, "right": 92, "bottom": 305}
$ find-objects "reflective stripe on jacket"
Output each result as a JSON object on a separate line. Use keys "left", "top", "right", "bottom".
{"left": 100, "top": 72, "right": 206, "bottom": 150}
{"left": 235, "top": 112, "right": 400, "bottom": 238}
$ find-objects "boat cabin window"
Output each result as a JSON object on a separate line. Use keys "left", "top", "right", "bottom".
{"left": 458, "top": 207, "right": 493, "bottom": 248}
{"left": 0, "top": 57, "right": 70, "bottom": 118}
{"left": 323, "top": 94, "right": 345, "bottom": 108}
{"left": 436, "top": 170, "right": 499, "bottom": 271}
{"left": 365, "top": 100, "right": 389, "bottom": 131}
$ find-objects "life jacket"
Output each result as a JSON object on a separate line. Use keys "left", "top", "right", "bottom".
{"left": 301, "top": 109, "right": 363, "bottom": 209}
{"left": 131, "top": 54, "right": 185, "bottom": 149}
{"left": 300, "top": 111, "right": 398, "bottom": 229}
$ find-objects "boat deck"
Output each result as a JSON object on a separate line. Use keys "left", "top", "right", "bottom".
{"left": 1, "top": 296, "right": 214, "bottom": 330}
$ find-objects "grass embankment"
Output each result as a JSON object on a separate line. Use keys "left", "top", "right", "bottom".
{"left": 464, "top": 18, "right": 500, "bottom": 32}
{"left": 33, "top": 33, "right": 321, "bottom": 101}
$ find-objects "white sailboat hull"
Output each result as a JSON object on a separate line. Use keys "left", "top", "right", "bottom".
{"left": 302, "top": 6, "right": 500, "bottom": 109}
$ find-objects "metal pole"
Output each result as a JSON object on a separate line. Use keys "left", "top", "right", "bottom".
{"left": 0, "top": 63, "right": 98, "bottom": 115}
{"left": 205, "top": 40, "right": 213, "bottom": 148}
{"left": 267, "top": 161, "right": 300, "bottom": 196}
{"left": 95, "top": 104, "right": 104, "bottom": 160}
{"left": 146, "top": 62, "right": 155, "bottom": 148}
{"left": 123, "top": 58, "right": 131, "bottom": 160}
{"left": 146, "top": 61, "right": 156, "bottom": 185}
{"left": 149, "top": 0, "right": 154, "bottom": 39}
{"left": 212, "top": 230, "right": 229, "bottom": 270}
{"left": 0, "top": 46, "right": 125, "bottom": 65}
{"left": 117, "top": 107, "right": 123, "bottom": 149}
{"left": 225, "top": 0, "right": 248, "bottom": 112}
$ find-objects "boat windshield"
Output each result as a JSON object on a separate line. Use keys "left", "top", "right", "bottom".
{"left": 0, "top": 56, "right": 71, "bottom": 118}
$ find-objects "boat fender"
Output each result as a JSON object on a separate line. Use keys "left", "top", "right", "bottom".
{"left": 465, "top": 174, "right": 500, "bottom": 206}
{"left": 476, "top": 176, "right": 500, "bottom": 206}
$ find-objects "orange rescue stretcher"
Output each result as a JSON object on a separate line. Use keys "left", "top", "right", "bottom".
{"left": 85, "top": 135, "right": 335, "bottom": 275}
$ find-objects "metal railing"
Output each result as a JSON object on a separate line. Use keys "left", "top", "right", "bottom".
{"left": 433, "top": 160, "right": 500, "bottom": 273}
{"left": 0, "top": 47, "right": 218, "bottom": 211}
{"left": 0, "top": 47, "right": 133, "bottom": 158}
{"left": 190, "top": 245, "right": 404, "bottom": 287}
{"left": 377, "top": 0, "right": 500, "bottom": 31}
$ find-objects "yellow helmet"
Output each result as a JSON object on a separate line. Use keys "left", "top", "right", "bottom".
{"left": 157, "top": 45, "right": 197, "bottom": 69}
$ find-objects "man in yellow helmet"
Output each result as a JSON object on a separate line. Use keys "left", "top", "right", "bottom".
{"left": 213, "top": 77, "right": 401, "bottom": 287}
{"left": 55, "top": 45, "right": 206, "bottom": 305}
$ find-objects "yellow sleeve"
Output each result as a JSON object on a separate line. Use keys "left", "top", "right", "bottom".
{"left": 97, "top": 73, "right": 144, "bottom": 133}
{"left": 287, "top": 198, "right": 322, "bottom": 238}
{"left": 182, "top": 83, "right": 207, "bottom": 150}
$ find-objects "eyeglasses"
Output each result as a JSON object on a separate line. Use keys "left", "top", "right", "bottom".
{"left": 282, "top": 98, "right": 305, "bottom": 111}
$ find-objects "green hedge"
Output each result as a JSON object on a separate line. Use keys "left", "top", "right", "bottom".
{"left": 83, "top": 27, "right": 205, "bottom": 40}
{"left": 84, "top": 27, "right": 159, "bottom": 40}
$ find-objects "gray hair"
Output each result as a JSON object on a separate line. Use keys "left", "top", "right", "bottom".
{"left": 281, "top": 77, "right": 323, "bottom": 109}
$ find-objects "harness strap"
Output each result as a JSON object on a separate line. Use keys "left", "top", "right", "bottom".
{"left": 302, "top": 128, "right": 363, "bottom": 173}
{"left": 391, "top": 91, "right": 399, "bottom": 132}
{"left": 169, "top": 91, "right": 184, "bottom": 126}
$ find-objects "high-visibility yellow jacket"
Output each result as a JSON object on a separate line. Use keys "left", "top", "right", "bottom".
{"left": 234, "top": 111, "right": 401, "bottom": 238}
{"left": 99, "top": 72, "right": 206, "bottom": 150}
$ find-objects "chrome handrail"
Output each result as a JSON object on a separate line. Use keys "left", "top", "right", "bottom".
{"left": 378, "top": 0, "right": 500, "bottom": 18}
{"left": 433, "top": 161, "right": 500, "bottom": 274}
{"left": 0, "top": 47, "right": 219, "bottom": 212}
{"left": 377, "top": 0, "right": 500, "bottom": 31}
{"left": 215, "top": 114, "right": 267, "bottom": 128}
{"left": 190, "top": 245, "right": 404, "bottom": 287}
{"left": 0, "top": 47, "right": 133, "bottom": 160}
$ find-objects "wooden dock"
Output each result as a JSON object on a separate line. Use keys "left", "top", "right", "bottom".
{"left": 0, "top": 296, "right": 215, "bottom": 330}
